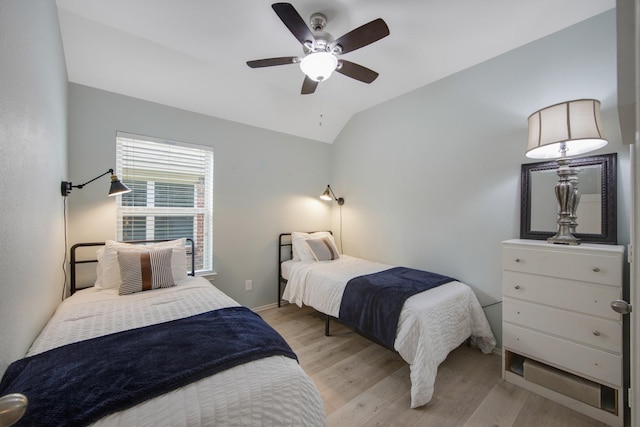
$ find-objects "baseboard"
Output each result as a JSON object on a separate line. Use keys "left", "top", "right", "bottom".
{"left": 253, "top": 302, "right": 280, "bottom": 312}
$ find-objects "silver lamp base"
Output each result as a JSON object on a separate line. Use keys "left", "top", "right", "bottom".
{"left": 548, "top": 233, "right": 580, "bottom": 245}
{"left": 548, "top": 157, "right": 581, "bottom": 245}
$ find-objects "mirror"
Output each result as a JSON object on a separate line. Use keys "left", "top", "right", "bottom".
{"left": 520, "top": 153, "right": 617, "bottom": 244}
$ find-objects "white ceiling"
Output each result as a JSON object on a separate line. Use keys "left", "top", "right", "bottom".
{"left": 55, "top": 0, "right": 615, "bottom": 143}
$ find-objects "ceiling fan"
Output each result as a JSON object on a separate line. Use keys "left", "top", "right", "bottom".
{"left": 247, "top": 2, "right": 390, "bottom": 95}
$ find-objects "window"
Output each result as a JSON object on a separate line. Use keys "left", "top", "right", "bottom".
{"left": 116, "top": 132, "right": 214, "bottom": 273}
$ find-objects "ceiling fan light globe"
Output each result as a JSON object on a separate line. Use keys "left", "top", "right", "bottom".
{"left": 300, "top": 52, "right": 338, "bottom": 82}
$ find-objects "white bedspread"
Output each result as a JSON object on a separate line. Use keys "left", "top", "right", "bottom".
{"left": 282, "top": 256, "right": 496, "bottom": 408}
{"left": 28, "top": 277, "right": 326, "bottom": 426}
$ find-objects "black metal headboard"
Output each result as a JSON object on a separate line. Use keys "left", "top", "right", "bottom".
{"left": 70, "top": 238, "right": 196, "bottom": 295}
{"left": 277, "top": 232, "right": 331, "bottom": 307}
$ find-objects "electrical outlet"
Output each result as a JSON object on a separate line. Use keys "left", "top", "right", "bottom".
{"left": 245, "top": 280, "right": 252, "bottom": 291}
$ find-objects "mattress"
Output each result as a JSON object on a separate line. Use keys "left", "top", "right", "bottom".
{"left": 27, "top": 277, "right": 326, "bottom": 426}
{"left": 281, "top": 255, "right": 496, "bottom": 408}
{"left": 280, "top": 259, "right": 298, "bottom": 281}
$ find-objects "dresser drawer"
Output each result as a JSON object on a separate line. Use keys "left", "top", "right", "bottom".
{"left": 502, "top": 245, "right": 622, "bottom": 286}
{"left": 503, "top": 323, "right": 622, "bottom": 387}
{"left": 503, "top": 298, "right": 621, "bottom": 353}
{"left": 503, "top": 271, "right": 621, "bottom": 320}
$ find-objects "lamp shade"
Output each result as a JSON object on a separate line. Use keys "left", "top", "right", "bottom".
{"left": 320, "top": 186, "right": 332, "bottom": 200}
{"left": 319, "top": 184, "right": 344, "bottom": 205}
{"left": 108, "top": 175, "right": 131, "bottom": 196}
{"left": 108, "top": 173, "right": 131, "bottom": 196}
{"left": 526, "top": 99, "right": 608, "bottom": 159}
{"left": 300, "top": 52, "right": 338, "bottom": 82}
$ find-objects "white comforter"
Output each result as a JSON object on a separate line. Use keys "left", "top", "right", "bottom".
{"left": 28, "top": 277, "right": 326, "bottom": 426}
{"left": 282, "top": 255, "right": 496, "bottom": 408}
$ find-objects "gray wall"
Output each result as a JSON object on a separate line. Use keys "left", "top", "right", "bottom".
{"left": 0, "top": 0, "right": 68, "bottom": 373}
{"left": 330, "top": 10, "right": 630, "bottom": 348}
{"left": 67, "top": 84, "right": 332, "bottom": 307}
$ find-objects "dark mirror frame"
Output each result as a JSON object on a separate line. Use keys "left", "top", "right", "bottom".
{"left": 520, "top": 153, "right": 617, "bottom": 244}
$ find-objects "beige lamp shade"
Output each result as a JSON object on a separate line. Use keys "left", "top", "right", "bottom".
{"left": 526, "top": 99, "right": 608, "bottom": 159}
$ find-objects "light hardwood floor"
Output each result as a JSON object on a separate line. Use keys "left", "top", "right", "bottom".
{"left": 259, "top": 303, "right": 612, "bottom": 427}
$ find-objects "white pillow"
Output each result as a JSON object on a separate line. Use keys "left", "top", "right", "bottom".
{"left": 95, "top": 247, "right": 105, "bottom": 288}
{"left": 291, "top": 232, "right": 338, "bottom": 262}
{"left": 96, "top": 238, "right": 188, "bottom": 289}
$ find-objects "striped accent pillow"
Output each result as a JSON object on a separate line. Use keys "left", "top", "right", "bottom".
{"left": 117, "top": 247, "right": 176, "bottom": 295}
{"left": 305, "top": 237, "right": 340, "bottom": 261}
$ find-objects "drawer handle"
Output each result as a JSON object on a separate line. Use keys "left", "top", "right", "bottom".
{"left": 592, "top": 267, "right": 601, "bottom": 272}
{"left": 593, "top": 331, "right": 601, "bottom": 336}
{"left": 514, "top": 258, "right": 521, "bottom": 263}
{"left": 514, "top": 285, "right": 521, "bottom": 290}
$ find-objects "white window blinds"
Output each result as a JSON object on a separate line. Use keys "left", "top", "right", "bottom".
{"left": 116, "top": 131, "right": 214, "bottom": 273}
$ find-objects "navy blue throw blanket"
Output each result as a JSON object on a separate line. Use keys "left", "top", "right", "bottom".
{"left": 339, "top": 267, "right": 454, "bottom": 349}
{"left": 0, "top": 306, "right": 297, "bottom": 427}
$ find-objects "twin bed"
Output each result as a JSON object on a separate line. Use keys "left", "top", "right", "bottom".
{"left": 0, "top": 232, "right": 496, "bottom": 425}
{"left": 279, "top": 231, "right": 496, "bottom": 408}
{"left": 0, "top": 238, "right": 325, "bottom": 426}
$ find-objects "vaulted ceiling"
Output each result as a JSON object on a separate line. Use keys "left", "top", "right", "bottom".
{"left": 55, "top": 0, "right": 615, "bottom": 143}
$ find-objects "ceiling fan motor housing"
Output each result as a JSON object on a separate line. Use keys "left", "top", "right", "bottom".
{"left": 309, "top": 12, "right": 327, "bottom": 31}
{"left": 303, "top": 13, "right": 338, "bottom": 55}
{"left": 303, "top": 31, "right": 335, "bottom": 54}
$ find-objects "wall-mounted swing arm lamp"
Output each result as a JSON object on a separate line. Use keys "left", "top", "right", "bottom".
{"left": 320, "top": 185, "right": 344, "bottom": 205}
{"left": 61, "top": 169, "right": 131, "bottom": 197}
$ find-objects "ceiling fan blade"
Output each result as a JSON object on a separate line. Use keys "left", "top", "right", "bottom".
{"left": 330, "top": 18, "right": 389, "bottom": 54}
{"left": 247, "top": 57, "right": 298, "bottom": 68}
{"left": 272, "top": 3, "right": 315, "bottom": 46}
{"left": 301, "top": 76, "right": 318, "bottom": 94}
{"left": 336, "top": 60, "right": 379, "bottom": 83}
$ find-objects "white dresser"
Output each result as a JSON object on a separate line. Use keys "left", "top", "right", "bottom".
{"left": 502, "top": 239, "right": 625, "bottom": 426}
